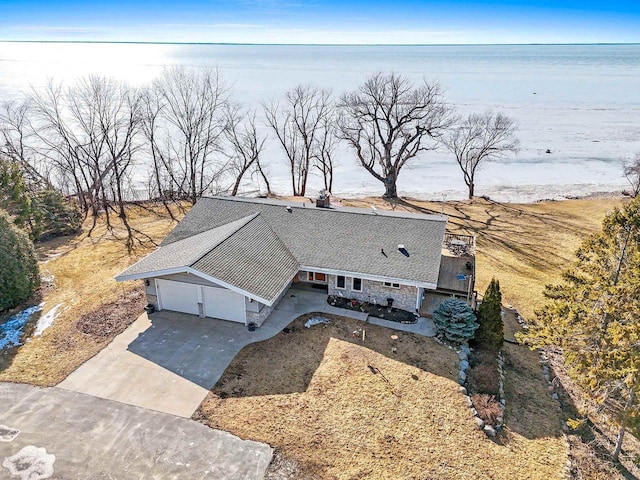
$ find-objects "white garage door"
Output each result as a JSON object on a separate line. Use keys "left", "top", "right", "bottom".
{"left": 202, "top": 286, "right": 246, "bottom": 323}
{"left": 156, "top": 279, "right": 199, "bottom": 315}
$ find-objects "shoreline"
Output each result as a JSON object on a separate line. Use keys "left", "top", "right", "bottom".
{"left": 278, "top": 189, "right": 628, "bottom": 207}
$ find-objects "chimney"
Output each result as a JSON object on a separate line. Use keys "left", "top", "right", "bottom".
{"left": 316, "top": 189, "right": 331, "bottom": 208}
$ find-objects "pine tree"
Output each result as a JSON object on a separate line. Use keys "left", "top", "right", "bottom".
{"left": 523, "top": 197, "right": 640, "bottom": 461}
{"left": 30, "top": 189, "right": 83, "bottom": 241}
{"left": 0, "top": 209, "right": 40, "bottom": 311}
{"left": 432, "top": 298, "right": 478, "bottom": 343}
{"left": 475, "top": 278, "right": 504, "bottom": 351}
{"left": 0, "top": 158, "right": 32, "bottom": 228}
{"left": 0, "top": 157, "right": 82, "bottom": 241}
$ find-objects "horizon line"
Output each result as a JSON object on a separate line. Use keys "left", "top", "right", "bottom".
{"left": 1, "top": 40, "right": 639, "bottom": 47}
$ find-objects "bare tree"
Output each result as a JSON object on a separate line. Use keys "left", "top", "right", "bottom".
{"left": 338, "top": 72, "right": 453, "bottom": 199}
{"left": 313, "top": 107, "right": 339, "bottom": 193}
{"left": 264, "top": 85, "right": 331, "bottom": 196}
{"left": 443, "top": 111, "right": 519, "bottom": 199}
{"left": 31, "top": 79, "right": 105, "bottom": 218}
{"left": 623, "top": 152, "right": 640, "bottom": 197}
{"left": 223, "top": 105, "right": 266, "bottom": 196}
{"left": 139, "top": 86, "right": 179, "bottom": 218}
{"left": 92, "top": 79, "right": 149, "bottom": 249}
{"left": 148, "top": 66, "right": 228, "bottom": 204}
{"left": 0, "top": 99, "right": 51, "bottom": 189}
{"left": 30, "top": 76, "right": 152, "bottom": 249}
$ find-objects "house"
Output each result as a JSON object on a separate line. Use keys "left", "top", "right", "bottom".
{"left": 115, "top": 196, "right": 475, "bottom": 327}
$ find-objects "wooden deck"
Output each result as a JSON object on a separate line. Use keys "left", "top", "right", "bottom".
{"left": 437, "top": 252, "right": 475, "bottom": 294}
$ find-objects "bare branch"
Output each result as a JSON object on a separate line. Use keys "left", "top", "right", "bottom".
{"left": 623, "top": 152, "right": 640, "bottom": 197}
{"left": 264, "top": 85, "right": 332, "bottom": 196}
{"left": 443, "top": 111, "right": 519, "bottom": 199}
{"left": 337, "top": 72, "right": 453, "bottom": 199}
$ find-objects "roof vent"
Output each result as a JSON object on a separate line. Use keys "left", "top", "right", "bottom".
{"left": 398, "top": 244, "right": 410, "bottom": 257}
{"left": 316, "top": 189, "right": 331, "bottom": 209}
{"left": 286, "top": 206, "right": 292, "bottom": 213}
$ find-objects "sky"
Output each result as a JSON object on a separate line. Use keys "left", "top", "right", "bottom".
{"left": 1, "top": 0, "right": 639, "bottom": 44}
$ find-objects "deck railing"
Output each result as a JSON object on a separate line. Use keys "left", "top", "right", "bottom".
{"left": 443, "top": 232, "right": 476, "bottom": 256}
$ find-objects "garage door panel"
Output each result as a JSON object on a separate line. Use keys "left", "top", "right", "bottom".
{"left": 157, "top": 279, "right": 199, "bottom": 315}
{"left": 203, "top": 286, "right": 246, "bottom": 323}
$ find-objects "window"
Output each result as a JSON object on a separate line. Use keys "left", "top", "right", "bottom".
{"left": 352, "top": 277, "right": 362, "bottom": 292}
{"left": 384, "top": 282, "right": 400, "bottom": 289}
{"left": 308, "top": 272, "right": 326, "bottom": 282}
{"left": 336, "top": 275, "right": 346, "bottom": 289}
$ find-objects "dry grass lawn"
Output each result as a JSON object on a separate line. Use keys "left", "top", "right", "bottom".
{"left": 196, "top": 313, "right": 568, "bottom": 480}
{"left": 0, "top": 204, "right": 183, "bottom": 385}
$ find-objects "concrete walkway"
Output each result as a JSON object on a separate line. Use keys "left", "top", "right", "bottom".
{"left": 367, "top": 315, "right": 437, "bottom": 337}
{"left": 0, "top": 382, "right": 272, "bottom": 480}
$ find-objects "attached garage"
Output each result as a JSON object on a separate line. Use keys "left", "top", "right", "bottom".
{"left": 156, "top": 278, "right": 246, "bottom": 323}
{"left": 156, "top": 279, "right": 199, "bottom": 315}
{"left": 115, "top": 211, "right": 301, "bottom": 328}
{"left": 202, "top": 285, "right": 246, "bottom": 323}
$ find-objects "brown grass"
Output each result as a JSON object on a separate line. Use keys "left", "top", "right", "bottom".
{"left": 2, "top": 194, "right": 626, "bottom": 477}
{"left": 195, "top": 313, "right": 567, "bottom": 480}
{"left": 472, "top": 394, "right": 503, "bottom": 425}
{"left": 0, "top": 204, "right": 183, "bottom": 385}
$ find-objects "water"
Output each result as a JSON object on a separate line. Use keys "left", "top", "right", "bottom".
{"left": 1, "top": 42, "right": 639, "bottom": 202}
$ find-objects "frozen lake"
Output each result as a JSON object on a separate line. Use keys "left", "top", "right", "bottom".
{"left": 1, "top": 42, "right": 639, "bottom": 202}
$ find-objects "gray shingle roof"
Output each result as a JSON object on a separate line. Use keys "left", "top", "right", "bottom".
{"left": 161, "top": 196, "right": 447, "bottom": 288}
{"left": 192, "top": 215, "right": 298, "bottom": 302}
{"left": 118, "top": 214, "right": 257, "bottom": 278}
{"left": 117, "top": 213, "right": 298, "bottom": 303}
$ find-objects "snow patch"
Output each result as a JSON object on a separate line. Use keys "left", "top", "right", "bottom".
{"left": 2, "top": 445, "right": 56, "bottom": 479}
{"left": 0, "top": 304, "right": 43, "bottom": 350}
{"left": 33, "top": 304, "right": 63, "bottom": 337}
{"left": 304, "top": 316, "right": 330, "bottom": 328}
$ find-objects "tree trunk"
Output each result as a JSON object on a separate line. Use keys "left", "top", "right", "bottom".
{"left": 468, "top": 182, "right": 474, "bottom": 199}
{"left": 613, "top": 382, "right": 636, "bottom": 462}
{"left": 256, "top": 161, "right": 272, "bottom": 196}
{"left": 383, "top": 174, "right": 398, "bottom": 199}
{"left": 612, "top": 425, "right": 625, "bottom": 462}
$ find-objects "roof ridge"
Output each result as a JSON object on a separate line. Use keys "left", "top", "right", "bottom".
{"left": 242, "top": 212, "right": 300, "bottom": 264}
{"left": 201, "top": 195, "right": 448, "bottom": 223}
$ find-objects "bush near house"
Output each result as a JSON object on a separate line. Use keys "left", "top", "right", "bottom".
{"left": 432, "top": 297, "right": 478, "bottom": 343}
{"left": 0, "top": 209, "right": 40, "bottom": 311}
{"left": 474, "top": 278, "right": 504, "bottom": 351}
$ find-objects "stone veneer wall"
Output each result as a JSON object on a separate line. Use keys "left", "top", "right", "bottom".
{"left": 246, "top": 285, "right": 291, "bottom": 327}
{"left": 328, "top": 275, "right": 418, "bottom": 312}
{"left": 146, "top": 293, "right": 158, "bottom": 308}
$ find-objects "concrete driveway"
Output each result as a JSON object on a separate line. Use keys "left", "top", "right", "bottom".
{"left": 59, "top": 288, "right": 434, "bottom": 417}
{"left": 59, "top": 289, "right": 364, "bottom": 417}
{"left": 0, "top": 382, "right": 272, "bottom": 479}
